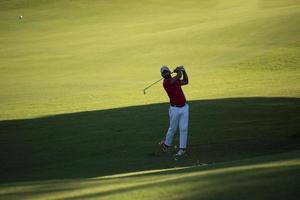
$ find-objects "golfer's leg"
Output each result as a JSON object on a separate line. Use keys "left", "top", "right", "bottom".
{"left": 165, "top": 107, "right": 179, "bottom": 146}
{"left": 179, "top": 104, "right": 189, "bottom": 149}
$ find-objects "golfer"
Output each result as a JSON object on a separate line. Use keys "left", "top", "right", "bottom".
{"left": 160, "top": 65, "right": 189, "bottom": 157}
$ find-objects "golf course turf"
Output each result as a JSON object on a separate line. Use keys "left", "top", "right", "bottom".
{"left": 0, "top": 0, "right": 300, "bottom": 199}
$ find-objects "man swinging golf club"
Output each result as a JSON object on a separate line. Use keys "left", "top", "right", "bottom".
{"left": 160, "top": 65, "right": 189, "bottom": 157}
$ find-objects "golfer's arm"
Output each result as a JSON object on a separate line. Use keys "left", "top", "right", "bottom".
{"left": 180, "top": 71, "right": 189, "bottom": 85}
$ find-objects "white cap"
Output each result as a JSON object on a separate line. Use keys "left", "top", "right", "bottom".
{"left": 160, "top": 66, "right": 170, "bottom": 73}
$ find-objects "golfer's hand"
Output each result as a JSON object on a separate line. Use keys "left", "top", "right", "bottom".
{"left": 178, "top": 66, "right": 185, "bottom": 72}
{"left": 174, "top": 67, "right": 181, "bottom": 73}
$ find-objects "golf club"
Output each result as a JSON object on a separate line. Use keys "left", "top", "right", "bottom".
{"left": 143, "top": 71, "right": 174, "bottom": 94}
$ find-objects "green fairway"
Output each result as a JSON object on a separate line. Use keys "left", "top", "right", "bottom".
{"left": 1, "top": 97, "right": 299, "bottom": 199}
{"left": 0, "top": 0, "right": 299, "bottom": 119}
{"left": 0, "top": 151, "right": 299, "bottom": 200}
{"left": 0, "top": 0, "right": 300, "bottom": 199}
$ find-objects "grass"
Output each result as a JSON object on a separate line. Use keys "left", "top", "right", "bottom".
{"left": 0, "top": 151, "right": 299, "bottom": 200}
{"left": 0, "top": 0, "right": 299, "bottom": 119}
{"left": 0, "top": 97, "right": 299, "bottom": 199}
{"left": 0, "top": 0, "right": 300, "bottom": 199}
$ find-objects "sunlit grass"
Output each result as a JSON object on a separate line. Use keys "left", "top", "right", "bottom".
{"left": 0, "top": 0, "right": 299, "bottom": 119}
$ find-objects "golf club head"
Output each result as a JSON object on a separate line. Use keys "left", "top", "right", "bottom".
{"left": 143, "top": 89, "right": 146, "bottom": 95}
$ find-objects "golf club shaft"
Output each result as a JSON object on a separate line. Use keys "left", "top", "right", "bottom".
{"left": 143, "top": 72, "right": 174, "bottom": 92}
{"left": 144, "top": 77, "right": 164, "bottom": 91}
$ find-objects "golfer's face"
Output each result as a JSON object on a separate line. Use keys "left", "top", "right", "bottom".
{"left": 162, "top": 70, "right": 171, "bottom": 78}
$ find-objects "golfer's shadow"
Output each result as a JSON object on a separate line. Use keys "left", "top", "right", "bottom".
{"left": 0, "top": 97, "right": 299, "bottom": 183}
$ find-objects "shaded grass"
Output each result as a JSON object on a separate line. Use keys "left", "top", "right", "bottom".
{"left": 0, "top": 151, "right": 299, "bottom": 200}
{"left": 0, "top": 97, "right": 299, "bottom": 184}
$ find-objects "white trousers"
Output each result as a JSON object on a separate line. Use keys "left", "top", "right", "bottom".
{"left": 165, "top": 104, "right": 189, "bottom": 149}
